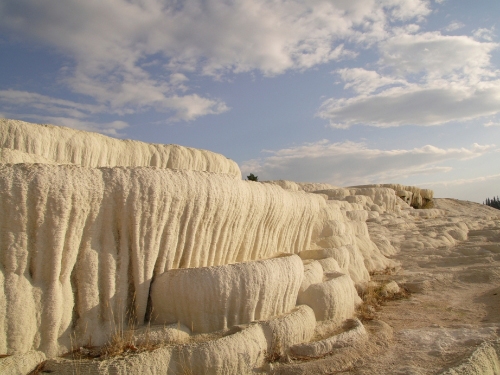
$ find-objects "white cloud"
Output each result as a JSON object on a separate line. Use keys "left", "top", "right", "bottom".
{"left": 164, "top": 95, "right": 229, "bottom": 122}
{"left": 0, "top": 88, "right": 227, "bottom": 128}
{"left": 382, "top": 0, "right": 431, "bottom": 22}
{"left": 337, "top": 68, "right": 407, "bottom": 94}
{"left": 379, "top": 32, "right": 497, "bottom": 79}
{"left": 473, "top": 27, "right": 496, "bottom": 42}
{"left": 318, "top": 32, "right": 500, "bottom": 128}
{"left": 0, "top": 0, "right": 431, "bottom": 122}
{"left": 0, "top": 90, "right": 105, "bottom": 118}
{"left": 319, "top": 80, "right": 500, "bottom": 128}
{"left": 485, "top": 120, "right": 500, "bottom": 127}
{"left": 444, "top": 22, "right": 464, "bottom": 32}
{"left": 241, "top": 140, "right": 494, "bottom": 186}
{"left": 420, "top": 173, "right": 500, "bottom": 187}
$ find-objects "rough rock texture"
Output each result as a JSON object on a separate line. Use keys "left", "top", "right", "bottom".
{"left": 0, "top": 119, "right": 241, "bottom": 178}
{"left": 132, "top": 323, "right": 191, "bottom": 346}
{"left": 151, "top": 254, "right": 303, "bottom": 332}
{"left": 300, "top": 260, "right": 324, "bottom": 293}
{"left": 43, "top": 306, "right": 317, "bottom": 374}
{"left": 13, "top": 120, "right": 500, "bottom": 375}
{"left": 290, "top": 318, "right": 367, "bottom": 358}
{"left": 45, "top": 324, "right": 269, "bottom": 375}
{"left": 261, "top": 305, "right": 317, "bottom": 356}
{"left": 315, "top": 187, "right": 402, "bottom": 212}
{"left": 0, "top": 164, "right": 324, "bottom": 356}
{"left": 297, "top": 272, "right": 361, "bottom": 322}
{"left": 439, "top": 340, "right": 500, "bottom": 375}
{"left": 263, "top": 180, "right": 342, "bottom": 193}
{"left": 0, "top": 350, "right": 46, "bottom": 375}
{"left": 350, "top": 183, "right": 434, "bottom": 208}
{"left": 0, "top": 148, "right": 58, "bottom": 164}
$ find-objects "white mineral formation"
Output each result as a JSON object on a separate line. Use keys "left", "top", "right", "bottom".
{"left": 0, "top": 148, "right": 58, "bottom": 164}
{"left": 0, "top": 119, "right": 241, "bottom": 178}
{"left": 4, "top": 119, "right": 497, "bottom": 374}
{"left": 0, "top": 163, "right": 324, "bottom": 356}
{"left": 43, "top": 306, "right": 317, "bottom": 374}
{"left": 151, "top": 254, "right": 303, "bottom": 332}
{"left": 263, "top": 180, "right": 339, "bottom": 192}
{"left": 350, "top": 183, "right": 434, "bottom": 208}
{"left": 297, "top": 272, "right": 361, "bottom": 322}
{"left": 290, "top": 318, "right": 367, "bottom": 358}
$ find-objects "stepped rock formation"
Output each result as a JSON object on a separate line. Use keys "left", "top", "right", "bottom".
{"left": 0, "top": 119, "right": 241, "bottom": 178}
{"left": 1, "top": 119, "right": 499, "bottom": 374}
{"left": 151, "top": 254, "right": 304, "bottom": 332}
{"left": 0, "top": 163, "right": 323, "bottom": 356}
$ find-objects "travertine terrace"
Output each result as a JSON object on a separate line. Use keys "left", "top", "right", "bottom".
{"left": 1, "top": 118, "right": 499, "bottom": 374}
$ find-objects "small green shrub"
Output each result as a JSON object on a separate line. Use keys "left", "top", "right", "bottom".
{"left": 247, "top": 173, "right": 258, "bottom": 181}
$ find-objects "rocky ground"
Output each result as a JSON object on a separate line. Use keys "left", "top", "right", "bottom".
{"left": 273, "top": 198, "right": 500, "bottom": 374}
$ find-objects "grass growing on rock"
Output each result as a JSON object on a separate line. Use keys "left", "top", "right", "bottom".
{"left": 357, "top": 282, "right": 410, "bottom": 321}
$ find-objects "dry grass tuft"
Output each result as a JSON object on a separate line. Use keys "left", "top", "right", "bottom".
{"left": 265, "top": 336, "right": 286, "bottom": 364}
{"left": 370, "top": 267, "right": 396, "bottom": 276}
{"left": 27, "top": 361, "right": 47, "bottom": 375}
{"left": 422, "top": 199, "right": 435, "bottom": 209}
{"left": 357, "top": 282, "right": 410, "bottom": 321}
{"left": 64, "top": 302, "right": 161, "bottom": 361}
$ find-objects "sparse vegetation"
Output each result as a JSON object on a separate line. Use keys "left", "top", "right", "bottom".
{"left": 246, "top": 173, "right": 258, "bottom": 181}
{"left": 27, "top": 361, "right": 47, "bottom": 375}
{"left": 421, "top": 199, "right": 434, "bottom": 209}
{"left": 369, "top": 267, "right": 396, "bottom": 276}
{"left": 264, "top": 336, "right": 285, "bottom": 363}
{"left": 484, "top": 196, "right": 500, "bottom": 210}
{"left": 356, "top": 282, "right": 409, "bottom": 321}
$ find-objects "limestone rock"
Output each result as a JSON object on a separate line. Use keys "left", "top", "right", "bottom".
{"left": 297, "top": 272, "right": 361, "bottom": 323}
{"left": 380, "top": 281, "right": 400, "bottom": 297}
{"left": 133, "top": 323, "right": 191, "bottom": 346}
{"left": 0, "top": 351, "right": 46, "bottom": 375}
{"left": 0, "top": 148, "right": 58, "bottom": 164}
{"left": 150, "top": 255, "right": 304, "bottom": 333}
{"left": 0, "top": 164, "right": 324, "bottom": 356}
{"left": 300, "top": 260, "right": 324, "bottom": 293}
{"left": 317, "top": 257, "right": 342, "bottom": 273}
{"left": 0, "top": 118, "right": 241, "bottom": 177}
{"left": 290, "top": 318, "right": 367, "bottom": 358}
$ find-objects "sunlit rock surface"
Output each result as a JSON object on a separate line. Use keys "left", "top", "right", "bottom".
{"left": 0, "top": 118, "right": 241, "bottom": 178}
{"left": 1, "top": 119, "right": 499, "bottom": 374}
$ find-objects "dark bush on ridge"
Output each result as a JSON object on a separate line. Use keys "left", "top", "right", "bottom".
{"left": 484, "top": 196, "right": 500, "bottom": 210}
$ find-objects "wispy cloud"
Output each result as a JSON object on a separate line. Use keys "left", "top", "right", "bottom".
{"left": 0, "top": 0, "right": 431, "bottom": 127}
{"left": 420, "top": 173, "right": 500, "bottom": 187}
{"left": 318, "top": 32, "right": 500, "bottom": 128}
{"left": 444, "top": 21, "right": 464, "bottom": 32}
{"left": 241, "top": 140, "right": 495, "bottom": 186}
{"left": 473, "top": 27, "right": 496, "bottom": 42}
{"left": 0, "top": 90, "right": 105, "bottom": 118}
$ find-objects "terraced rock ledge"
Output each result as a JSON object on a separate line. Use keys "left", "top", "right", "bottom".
{"left": 1, "top": 119, "right": 499, "bottom": 374}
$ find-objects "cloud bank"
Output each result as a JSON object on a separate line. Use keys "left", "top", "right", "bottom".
{"left": 318, "top": 32, "right": 500, "bottom": 128}
{"left": 241, "top": 140, "right": 495, "bottom": 186}
{"left": 0, "top": 0, "right": 432, "bottom": 129}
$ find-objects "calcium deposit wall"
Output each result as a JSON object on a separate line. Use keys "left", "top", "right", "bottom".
{"left": 0, "top": 164, "right": 324, "bottom": 357}
{"left": 0, "top": 119, "right": 241, "bottom": 178}
{"left": 0, "top": 120, "right": 403, "bottom": 366}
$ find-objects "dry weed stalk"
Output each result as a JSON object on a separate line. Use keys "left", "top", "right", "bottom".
{"left": 66, "top": 296, "right": 159, "bottom": 361}
{"left": 370, "top": 267, "right": 396, "bottom": 276}
{"left": 27, "top": 361, "right": 47, "bottom": 375}
{"left": 357, "top": 282, "right": 409, "bottom": 321}
{"left": 265, "top": 334, "right": 285, "bottom": 363}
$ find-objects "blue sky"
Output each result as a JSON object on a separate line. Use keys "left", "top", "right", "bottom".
{"left": 1, "top": 0, "right": 500, "bottom": 203}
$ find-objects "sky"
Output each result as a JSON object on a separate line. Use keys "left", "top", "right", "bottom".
{"left": 1, "top": 0, "right": 500, "bottom": 203}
